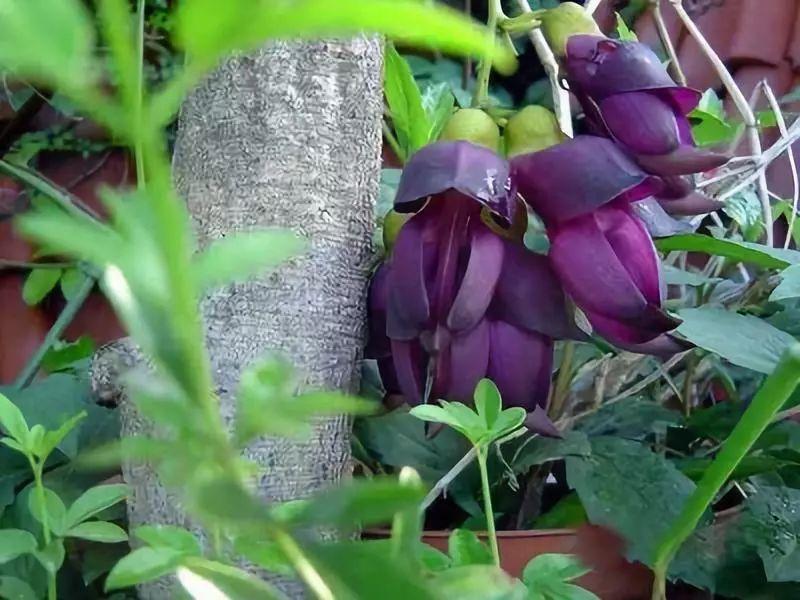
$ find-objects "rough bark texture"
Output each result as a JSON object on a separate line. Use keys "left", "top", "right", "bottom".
{"left": 91, "top": 37, "right": 383, "bottom": 597}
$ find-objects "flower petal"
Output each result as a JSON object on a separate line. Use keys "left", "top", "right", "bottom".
{"left": 487, "top": 321, "right": 553, "bottom": 411}
{"left": 366, "top": 264, "right": 391, "bottom": 358}
{"left": 447, "top": 319, "right": 491, "bottom": 402}
{"left": 598, "top": 92, "right": 681, "bottom": 156}
{"left": 587, "top": 312, "right": 687, "bottom": 356}
{"left": 395, "top": 140, "right": 517, "bottom": 226}
{"left": 635, "top": 144, "right": 730, "bottom": 176}
{"left": 386, "top": 211, "right": 431, "bottom": 340}
{"left": 447, "top": 223, "right": 505, "bottom": 332}
{"left": 513, "top": 136, "right": 661, "bottom": 225}
{"left": 491, "top": 240, "right": 583, "bottom": 340}
{"left": 524, "top": 406, "right": 562, "bottom": 438}
{"left": 390, "top": 339, "right": 426, "bottom": 405}
{"left": 657, "top": 190, "right": 725, "bottom": 216}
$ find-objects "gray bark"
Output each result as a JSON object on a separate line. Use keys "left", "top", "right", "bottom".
{"left": 91, "top": 37, "right": 383, "bottom": 597}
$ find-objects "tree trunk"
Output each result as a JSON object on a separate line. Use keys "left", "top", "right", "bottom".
{"left": 91, "top": 37, "right": 383, "bottom": 597}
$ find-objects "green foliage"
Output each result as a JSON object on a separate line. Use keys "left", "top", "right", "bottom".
{"left": 655, "top": 233, "right": 800, "bottom": 269}
{"left": 21, "top": 269, "right": 61, "bottom": 306}
{"left": 690, "top": 90, "right": 736, "bottom": 147}
{"left": 448, "top": 529, "right": 494, "bottom": 566}
{"left": 772, "top": 264, "right": 800, "bottom": 301}
{"left": 523, "top": 554, "right": 598, "bottom": 600}
{"left": 613, "top": 13, "right": 637, "bottom": 42}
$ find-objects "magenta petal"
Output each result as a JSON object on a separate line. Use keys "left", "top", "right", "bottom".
{"left": 487, "top": 321, "right": 553, "bottom": 411}
{"left": 512, "top": 136, "right": 661, "bottom": 225}
{"left": 386, "top": 212, "right": 430, "bottom": 340}
{"left": 447, "top": 224, "right": 505, "bottom": 332}
{"left": 635, "top": 145, "right": 730, "bottom": 176}
{"left": 492, "top": 241, "right": 583, "bottom": 340}
{"left": 587, "top": 308, "right": 681, "bottom": 346}
{"left": 599, "top": 92, "right": 681, "bottom": 156}
{"left": 394, "top": 140, "right": 517, "bottom": 226}
{"left": 657, "top": 190, "right": 725, "bottom": 216}
{"left": 390, "top": 339, "right": 426, "bottom": 405}
{"left": 594, "top": 204, "right": 663, "bottom": 304}
{"left": 447, "top": 320, "right": 490, "bottom": 402}
{"left": 366, "top": 264, "right": 391, "bottom": 358}
{"left": 524, "top": 406, "right": 562, "bottom": 438}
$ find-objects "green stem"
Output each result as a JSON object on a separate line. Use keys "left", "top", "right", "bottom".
{"left": 549, "top": 341, "right": 575, "bottom": 419}
{"left": 476, "top": 445, "right": 500, "bottom": 567}
{"left": 134, "top": 0, "right": 147, "bottom": 188}
{"left": 651, "top": 345, "right": 800, "bottom": 590}
{"left": 382, "top": 121, "right": 406, "bottom": 164}
{"left": 30, "top": 460, "right": 56, "bottom": 600}
{"left": 471, "top": 0, "right": 502, "bottom": 108}
{"left": 682, "top": 350, "right": 697, "bottom": 418}
{"left": 13, "top": 275, "right": 96, "bottom": 389}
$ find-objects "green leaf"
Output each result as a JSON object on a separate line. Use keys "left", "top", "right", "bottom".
{"left": 575, "top": 396, "right": 681, "bottom": 439}
{"left": 662, "top": 265, "right": 720, "bottom": 287}
{"left": 690, "top": 90, "right": 736, "bottom": 147}
{"left": 523, "top": 553, "right": 591, "bottom": 585}
{"left": 65, "top": 520, "right": 128, "bottom": 543}
{"left": 59, "top": 268, "right": 87, "bottom": 301}
{"left": 488, "top": 407, "right": 526, "bottom": 440}
{"left": 28, "top": 487, "right": 66, "bottom": 536}
{"left": 175, "top": 0, "right": 515, "bottom": 75}
{"left": 0, "top": 577, "right": 36, "bottom": 600}
{"left": 422, "top": 82, "right": 455, "bottom": 143}
{"left": 420, "top": 544, "right": 452, "bottom": 571}
{"left": 177, "top": 557, "right": 284, "bottom": 599}
{"left": 22, "top": 268, "right": 62, "bottom": 305}
{"left": 280, "top": 477, "right": 425, "bottom": 529}
{"left": 511, "top": 431, "right": 591, "bottom": 475}
{"left": 33, "top": 538, "right": 65, "bottom": 574}
{"left": 744, "top": 484, "right": 800, "bottom": 582}
{"left": 429, "top": 564, "right": 521, "bottom": 600}
{"left": 677, "top": 308, "right": 798, "bottom": 374}
{"left": 41, "top": 337, "right": 96, "bottom": 373}
{"left": 566, "top": 437, "right": 696, "bottom": 564}
{"left": 65, "top": 483, "right": 129, "bottom": 530}
{"left": 192, "top": 229, "right": 304, "bottom": 291}
{"left": 723, "top": 190, "right": 763, "bottom": 237}
{"left": 105, "top": 547, "right": 185, "bottom": 590}
{"left": 474, "top": 379, "right": 501, "bottom": 430}
{"left": 384, "top": 42, "right": 430, "bottom": 156}
{"left": 35, "top": 411, "right": 87, "bottom": 461}
{"left": 0, "top": 393, "right": 29, "bottom": 443}
{"left": 0, "top": 529, "right": 37, "bottom": 564}
{"left": 448, "top": 529, "right": 493, "bottom": 566}
{"left": 411, "top": 401, "right": 485, "bottom": 443}
{"left": 533, "top": 493, "right": 587, "bottom": 529}
{"left": 0, "top": 0, "right": 97, "bottom": 89}
{"left": 613, "top": 13, "right": 638, "bottom": 41}
{"left": 654, "top": 234, "right": 800, "bottom": 269}
{"left": 233, "top": 537, "right": 293, "bottom": 576}
{"left": 771, "top": 264, "right": 800, "bottom": 301}
{"left": 136, "top": 525, "right": 202, "bottom": 557}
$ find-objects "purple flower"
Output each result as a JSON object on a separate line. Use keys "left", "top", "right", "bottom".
{"left": 368, "top": 141, "right": 579, "bottom": 431}
{"left": 513, "top": 135, "right": 687, "bottom": 356}
{"left": 564, "top": 35, "right": 729, "bottom": 177}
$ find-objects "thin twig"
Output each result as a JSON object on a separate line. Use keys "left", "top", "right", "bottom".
{"left": 0, "top": 260, "right": 73, "bottom": 271}
{"left": 760, "top": 81, "right": 799, "bottom": 249}
{"left": 515, "top": 0, "right": 573, "bottom": 137}
{"left": 651, "top": 0, "right": 686, "bottom": 86}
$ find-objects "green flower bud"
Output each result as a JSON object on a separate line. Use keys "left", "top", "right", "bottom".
{"left": 539, "top": 2, "right": 601, "bottom": 57}
{"left": 382, "top": 209, "right": 411, "bottom": 254}
{"left": 439, "top": 108, "right": 501, "bottom": 151}
{"left": 504, "top": 105, "right": 565, "bottom": 157}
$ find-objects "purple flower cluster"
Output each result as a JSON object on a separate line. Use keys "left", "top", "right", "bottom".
{"left": 368, "top": 34, "right": 727, "bottom": 431}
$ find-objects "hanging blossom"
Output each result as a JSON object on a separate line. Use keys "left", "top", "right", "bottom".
{"left": 513, "top": 135, "right": 688, "bottom": 357}
{"left": 367, "top": 141, "right": 581, "bottom": 433}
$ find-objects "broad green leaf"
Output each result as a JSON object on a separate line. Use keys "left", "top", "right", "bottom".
{"left": 233, "top": 537, "right": 293, "bottom": 576}
{"left": 175, "top": 0, "right": 515, "bottom": 75}
{"left": 0, "top": 438, "right": 26, "bottom": 455}
{"left": 448, "top": 529, "right": 493, "bottom": 567}
{"left": 41, "top": 337, "right": 96, "bottom": 373}
{"left": 65, "top": 483, "right": 129, "bottom": 529}
{"left": 677, "top": 308, "right": 797, "bottom": 374}
{"left": 0, "top": 577, "right": 36, "bottom": 600}
{"left": 723, "top": 190, "right": 763, "bottom": 237}
{"left": 420, "top": 544, "right": 452, "bottom": 571}
{"left": 22, "top": 268, "right": 61, "bottom": 305}
{"left": 0, "top": 0, "right": 98, "bottom": 88}
{"left": 488, "top": 408, "right": 526, "bottom": 440}
{"left": 429, "top": 564, "right": 521, "bottom": 600}
{"left": 690, "top": 90, "right": 736, "bottom": 147}
{"left": 0, "top": 392, "right": 29, "bottom": 443}
{"left": 177, "top": 557, "right": 284, "bottom": 599}
{"left": 410, "top": 403, "right": 484, "bottom": 442}
{"left": 59, "top": 268, "right": 87, "bottom": 300}
{"left": 441, "top": 401, "right": 486, "bottom": 440}
{"left": 192, "top": 229, "right": 304, "bottom": 290}
{"left": 744, "top": 484, "right": 800, "bottom": 582}
{"left": 662, "top": 265, "right": 719, "bottom": 287}
{"left": 533, "top": 493, "right": 587, "bottom": 529}
{"left": 28, "top": 487, "right": 66, "bottom": 536}
{"left": 0, "top": 529, "right": 37, "bottom": 564}
{"left": 654, "top": 234, "right": 800, "bottom": 269}
{"left": 575, "top": 396, "right": 682, "bottom": 440}
{"left": 280, "top": 477, "right": 425, "bottom": 529}
{"left": 105, "top": 547, "right": 185, "bottom": 590}
{"left": 566, "top": 437, "right": 696, "bottom": 564}
{"left": 613, "top": 13, "right": 637, "bottom": 41}
{"left": 66, "top": 520, "right": 128, "bottom": 543}
{"left": 474, "top": 379, "right": 501, "bottom": 430}
{"left": 522, "top": 553, "right": 591, "bottom": 586}
{"left": 35, "top": 411, "right": 87, "bottom": 461}
{"left": 33, "top": 539, "right": 65, "bottom": 574}
{"left": 25, "top": 424, "right": 45, "bottom": 456}
{"left": 136, "top": 525, "right": 202, "bottom": 557}
{"left": 510, "top": 431, "right": 591, "bottom": 475}
{"left": 422, "top": 82, "right": 455, "bottom": 142}
{"left": 771, "top": 264, "right": 800, "bottom": 301}
{"left": 384, "top": 43, "right": 430, "bottom": 156}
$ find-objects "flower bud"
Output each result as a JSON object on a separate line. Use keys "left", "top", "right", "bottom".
{"left": 504, "top": 105, "right": 565, "bottom": 157}
{"left": 439, "top": 108, "right": 501, "bottom": 151}
{"left": 539, "top": 2, "right": 601, "bottom": 57}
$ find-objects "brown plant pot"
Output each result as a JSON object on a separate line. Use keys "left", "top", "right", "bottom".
{"left": 365, "top": 525, "right": 653, "bottom": 600}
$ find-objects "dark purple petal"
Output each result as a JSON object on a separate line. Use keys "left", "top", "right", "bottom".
{"left": 657, "top": 190, "right": 725, "bottom": 216}
{"left": 447, "top": 320, "right": 490, "bottom": 402}
{"left": 635, "top": 144, "right": 731, "bottom": 176}
{"left": 524, "top": 406, "right": 562, "bottom": 438}
{"left": 658, "top": 176, "right": 695, "bottom": 199}
{"left": 487, "top": 321, "right": 553, "bottom": 411}
{"left": 386, "top": 212, "right": 430, "bottom": 340}
{"left": 512, "top": 136, "right": 661, "bottom": 225}
{"left": 390, "top": 339, "right": 426, "bottom": 405}
{"left": 394, "top": 140, "right": 517, "bottom": 226}
{"left": 428, "top": 199, "right": 471, "bottom": 322}
{"left": 598, "top": 92, "right": 681, "bottom": 156}
{"left": 565, "top": 35, "right": 701, "bottom": 113}
{"left": 377, "top": 356, "right": 401, "bottom": 397}
{"left": 491, "top": 240, "right": 584, "bottom": 340}
{"left": 595, "top": 204, "right": 663, "bottom": 304}
{"left": 632, "top": 197, "right": 694, "bottom": 237}
{"left": 549, "top": 213, "right": 677, "bottom": 333}
{"left": 366, "top": 264, "right": 391, "bottom": 358}
{"left": 587, "top": 312, "right": 687, "bottom": 356}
